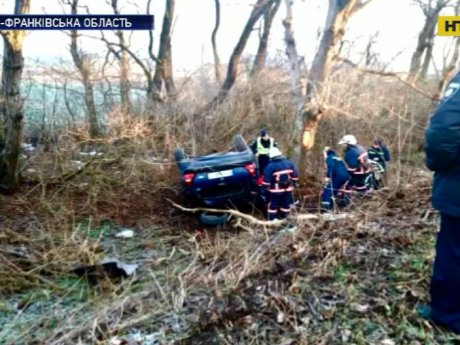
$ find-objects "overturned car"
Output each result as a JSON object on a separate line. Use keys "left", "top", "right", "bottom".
{"left": 174, "top": 135, "right": 260, "bottom": 225}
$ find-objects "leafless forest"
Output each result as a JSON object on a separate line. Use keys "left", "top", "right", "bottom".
{"left": 0, "top": 0, "right": 458, "bottom": 344}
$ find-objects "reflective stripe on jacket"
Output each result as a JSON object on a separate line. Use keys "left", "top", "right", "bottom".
{"left": 262, "top": 156, "right": 299, "bottom": 193}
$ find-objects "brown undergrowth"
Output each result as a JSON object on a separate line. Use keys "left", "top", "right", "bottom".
{"left": 1, "top": 151, "right": 454, "bottom": 344}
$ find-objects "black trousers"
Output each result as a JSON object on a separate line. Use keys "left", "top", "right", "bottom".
{"left": 431, "top": 213, "right": 460, "bottom": 333}
{"left": 258, "top": 154, "right": 270, "bottom": 175}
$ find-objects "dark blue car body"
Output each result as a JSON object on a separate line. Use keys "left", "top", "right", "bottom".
{"left": 175, "top": 143, "right": 258, "bottom": 208}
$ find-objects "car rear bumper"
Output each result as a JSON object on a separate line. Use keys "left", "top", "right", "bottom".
{"left": 184, "top": 183, "right": 256, "bottom": 207}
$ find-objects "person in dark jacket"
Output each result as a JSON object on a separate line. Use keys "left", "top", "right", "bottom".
{"left": 424, "top": 71, "right": 460, "bottom": 334}
{"left": 321, "top": 147, "right": 351, "bottom": 210}
{"left": 338, "top": 134, "right": 372, "bottom": 193}
{"left": 367, "top": 138, "right": 391, "bottom": 189}
{"left": 368, "top": 138, "right": 391, "bottom": 168}
{"left": 262, "top": 147, "right": 299, "bottom": 221}
{"left": 250, "top": 129, "right": 278, "bottom": 175}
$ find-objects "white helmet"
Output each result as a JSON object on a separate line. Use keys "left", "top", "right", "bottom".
{"left": 338, "top": 134, "right": 357, "bottom": 146}
{"left": 269, "top": 147, "right": 283, "bottom": 158}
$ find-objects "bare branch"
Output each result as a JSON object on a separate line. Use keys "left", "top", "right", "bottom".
{"left": 340, "top": 57, "right": 440, "bottom": 100}
{"left": 211, "top": 0, "right": 222, "bottom": 82}
{"left": 147, "top": 0, "right": 158, "bottom": 63}
{"left": 352, "top": 0, "right": 375, "bottom": 13}
{"left": 99, "top": 35, "right": 152, "bottom": 83}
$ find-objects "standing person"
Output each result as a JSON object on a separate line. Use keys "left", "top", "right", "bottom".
{"left": 320, "top": 147, "right": 351, "bottom": 210}
{"left": 367, "top": 138, "right": 391, "bottom": 189}
{"left": 338, "top": 134, "right": 372, "bottom": 193}
{"left": 261, "top": 147, "right": 299, "bottom": 221}
{"left": 424, "top": 72, "right": 460, "bottom": 334}
{"left": 250, "top": 129, "right": 278, "bottom": 175}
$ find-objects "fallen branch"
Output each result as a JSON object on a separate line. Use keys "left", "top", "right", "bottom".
{"left": 168, "top": 198, "right": 284, "bottom": 227}
{"left": 167, "top": 199, "right": 355, "bottom": 228}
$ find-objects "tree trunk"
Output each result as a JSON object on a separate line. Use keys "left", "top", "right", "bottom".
{"left": 0, "top": 0, "right": 30, "bottom": 192}
{"left": 119, "top": 43, "right": 131, "bottom": 112}
{"left": 251, "top": 0, "right": 281, "bottom": 75}
{"left": 296, "top": 0, "right": 360, "bottom": 168}
{"left": 407, "top": 0, "right": 449, "bottom": 82}
{"left": 408, "top": 18, "right": 437, "bottom": 81}
{"left": 211, "top": 0, "right": 222, "bottom": 83}
{"left": 111, "top": 0, "right": 132, "bottom": 113}
{"left": 69, "top": 0, "right": 101, "bottom": 138}
{"left": 153, "top": 0, "right": 175, "bottom": 102}
{"left": 282, "top": 0, "right": 304, "bottom": 161}
{"left": 420, "top": 35, "right": 434, "bottom": 79}
{"left": 209, "top": 0, "right": 277, "bottom": 108}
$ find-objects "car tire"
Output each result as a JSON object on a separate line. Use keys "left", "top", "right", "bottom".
{"left": 233, "top": 135, "right": 249, "bottom": 152}
{"left": 199, "top": 211, "right": 229, "bottom": 226}
{"left": 174, "top": 148, "right": 185, "bottom": 162}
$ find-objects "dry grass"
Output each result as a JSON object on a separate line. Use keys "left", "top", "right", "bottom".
{"left": 2, "top": 172, "right": 452, "bottom": 344}
{"left": 0, "top": 68, "right": 450, "bottom": 344}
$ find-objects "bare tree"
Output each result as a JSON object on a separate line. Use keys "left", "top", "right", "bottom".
{"left": 108, "top": 0, "right": 132, "bottom": 112}
{"left": 66, "top": 0, "right": 101, "bottom": 138}
{"left": 207, "top": 0, "right": 279, "bottom": 109}
{"left": 100, "top": 32, "right": 154, "bottom": 100}
{"left": 295, "top": 0, "right": 373, "bottom": 167}
{"left": 408, "top": 0, "right": 452, "bottom": 82}
{"left": 0, "top": 0, "right": 31, "bottom": 191}
{"left": 99, "top": 0, "right": 174, "bottom": 104}
{"left": 282, "top": 0, "right": 305, "bottom": 158}
{"left": 152, "top": 0, "right": 175, "bottom": 102}
{"left": 251, "top": 0, "right": 281, "bottom": 75}
{"left": 211, "top": 0, "right": 222, "bottom": 82}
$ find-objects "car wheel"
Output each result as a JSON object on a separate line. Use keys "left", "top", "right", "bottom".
{"left": 174, "top": 148, "right": 185, "bottom": 162}
{"left": 199, "top": 211, "right": 229, "bottom": 226}
{"left": 233, "top": 135, "right": 249, "bottom": 152}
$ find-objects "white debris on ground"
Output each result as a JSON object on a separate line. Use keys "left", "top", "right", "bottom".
{"left": 20, "top": 143, "right": 36, "bottom": 152}
{"left": 71, "top": 160, "right": 84, "bottom": 170}
{"left": 79, "top": 151, "right": 104, "bottom": 157}
{"left": 99, "top": 257, "right": 139, "bottom": 276}
{"left": 108, "top": 315, "right": 185, "bottom": 345}
{"left": 115, "top": 229, "right": 135, "bottom": 238}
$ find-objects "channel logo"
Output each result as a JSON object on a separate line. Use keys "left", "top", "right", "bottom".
{"left": 438, "top": 16, "right": 460, "bottom": 36}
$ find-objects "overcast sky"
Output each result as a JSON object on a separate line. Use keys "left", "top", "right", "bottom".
{"left": 0, "top": 0, "right": 457, "bottom": 75}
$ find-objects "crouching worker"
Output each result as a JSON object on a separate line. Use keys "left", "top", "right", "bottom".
{"left": 321, "top": 148, "right": 351, "bottom": 210}
{"left": 367, "top": 138, "right": 391, "bottom": 189}
{"left": 261, "top": 148, "right": 299, "bottom": 221}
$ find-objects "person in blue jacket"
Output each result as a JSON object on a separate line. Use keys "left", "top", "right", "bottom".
{"left": 367, "top": 138, "right": 391, "bottom": 189}
{"left": 321, "top": 147, "right": 351, "bottom": 210}
{"left": 424, "top": 71, "right": 460, "bottom": 334}
{"left": 261, "top": 147, "right": 299, "bottom": 221}
{"left": 338, "top": 134, "right": 372, "bottom": 193}
{"left": 368, "top": 138, "right": 391, "bottom": 169}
